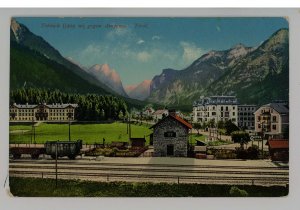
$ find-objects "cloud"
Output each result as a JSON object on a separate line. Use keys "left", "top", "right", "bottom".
{"left": 216, "top": 25, "right": 221, "bottom": 32}
{"left": 137, "top": 51, "right": 151, "bottom": 62}
{"left": 180, "top": 41, "right": 204, "bottom": 64}
{"left": 106, "top": 27, "right": 131, "bottom": 40}
{"left": 152, "top": 35, "right": 161, "bottom": 40}
{"left": 137, "top": 39, "right": 145, "bottom": 45}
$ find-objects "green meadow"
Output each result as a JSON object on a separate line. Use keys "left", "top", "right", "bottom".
{"left": 9, "top": 122, "right": 152, "bottom": 145}
{"left": 10, "top": 177, "right": 288, "bottom": 197}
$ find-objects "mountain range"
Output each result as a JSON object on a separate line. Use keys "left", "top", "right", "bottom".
{"left": 147, "top": 28, "right": 289, "bottom": 106}
{"left": 10, "top": 18, "right": 289, "bottom": 111}
{"left": 10, "top": 18, "right": 146, "bottom": 109}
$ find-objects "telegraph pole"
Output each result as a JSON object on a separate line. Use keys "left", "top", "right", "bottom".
{"left": 31, "top": 119, "right": 33, "bottom": 145}
{"left": 55, "top": 142, "right": 58, "bottom": 187}
{"left": 69, "top": 118, "right": 71, "bottom": 141}
{"left": 129, "top": 112, "right": 132, "bottom": 139}
{"left": 68, "top": 112, "right": 72, "bottom": 142}
{"left": 127, "top": 117, "right": 129, "bottom": 134}
{"left": 261, "top": 122, "right": 264, "bottom": 159}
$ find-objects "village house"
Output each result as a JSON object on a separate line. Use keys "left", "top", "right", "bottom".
{"left": 150, "top": 110, "right": 192, "bottom": 157}
{"left": 9, "top": 103, "right": 78, "bottom": 122}
{"left": 152, "top": 109, "right": 169, "bottom": 121}
{"left": 254, "top": 101, "right": 289, "bottom": 138}
{"left": 143, "top": 107, "right": 155, "bottom": 117}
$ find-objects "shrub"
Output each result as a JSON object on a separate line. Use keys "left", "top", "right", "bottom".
{"left": 236, "top": 147, "right": 248, "bottom": 159}
{"left": 229, "top": 186, "right": 248, "bottom": 197}
{"left": 247, "top": 145, "right": 259, "bottom": 159}
{"left": 235, "top": 145, "right": 260, "bottom": 160}
{"left": 231, "top": 131, "right": 250, "bottom": 148}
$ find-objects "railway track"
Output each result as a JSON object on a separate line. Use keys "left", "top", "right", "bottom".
{"left": 9, "top": 159, "right": 289, "bottom": 186}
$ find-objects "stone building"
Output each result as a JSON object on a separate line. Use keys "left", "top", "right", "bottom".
{"left": 9, "top": 103, "right": 78, "bottom": 122}
{"left": 150, "top": 110, "right": 192, "bottom": 157}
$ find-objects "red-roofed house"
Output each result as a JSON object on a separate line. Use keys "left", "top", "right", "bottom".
{"left": 150, "top": 110, "right": 192, "bottom": 157}
{"left": 266, "top": 139, "right": 289, "bottom": 161}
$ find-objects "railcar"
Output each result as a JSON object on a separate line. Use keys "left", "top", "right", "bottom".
{"left": 10, "top": 139, "right": 83, "bottom": 160}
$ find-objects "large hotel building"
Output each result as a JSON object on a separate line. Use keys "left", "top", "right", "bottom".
{"left": 9, "top": 103, "right": 78, "bottom": 122}
{"left": 192, "top": 96, "right": 239, "bottom": 125}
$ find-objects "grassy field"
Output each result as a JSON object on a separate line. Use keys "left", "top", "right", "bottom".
{"left": 9, "top": 122, "right": 152, "bottom": 145}
{"left": 9, "top": 177, "right": 288, "bottom": 197}
{"left": 189, "top": 133, "right": 206, "bottom": 144}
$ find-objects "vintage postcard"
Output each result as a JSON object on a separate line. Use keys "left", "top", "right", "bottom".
{"left": 8, "top": 16, "right": 289, "bottom": 197}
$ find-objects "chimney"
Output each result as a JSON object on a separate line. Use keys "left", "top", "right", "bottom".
{"left": 168, "top": 109, "right": 176, "bottom": 117}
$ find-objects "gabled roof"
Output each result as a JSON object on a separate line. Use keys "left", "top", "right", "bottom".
{"left": 130, "top": 137, "right": 146, "bottom": 142}
{"left": 11, "top": 103, "right": 78, "bottom": 109}
{"left": 47, "top": 104, "right": 78, "bottom": 109}
{"left": 255, "top": 103, "right": 289, "bottom": 115}
{"left": 266, "top": 139, "right": 289, "bottom": 149}
{"left": 150, "top": 115, "right": 192, "bottom": 129}
{"left": 270, "top": 103, "right": 289, "bottom": 114}
{"left": 11, "top": 104, "right": 37, "bottom": 109}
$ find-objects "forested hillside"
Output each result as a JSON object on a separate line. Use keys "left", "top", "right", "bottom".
{"left": 10, "top": 88, "right": 128, "bottom": 121}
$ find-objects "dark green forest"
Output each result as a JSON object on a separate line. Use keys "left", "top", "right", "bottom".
{"left": 10, "top": 88, "right": 128, "bottom": 121}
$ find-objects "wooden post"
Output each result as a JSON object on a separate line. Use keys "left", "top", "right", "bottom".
{"left": 55, "top": 142, "right": 58, "bottom": 187}
{"left": 177, "top": 177, "right": 180, "bottom": 184}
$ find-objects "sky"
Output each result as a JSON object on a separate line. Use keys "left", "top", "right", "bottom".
{"left": 15, "top": 17, "right": 288, "bottom": 86}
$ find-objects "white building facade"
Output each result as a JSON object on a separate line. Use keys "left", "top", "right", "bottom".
{"left": 193, "top": 96, "right": 238, "bottom": 125}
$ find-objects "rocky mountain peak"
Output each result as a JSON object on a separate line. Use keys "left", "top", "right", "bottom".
{"left": 88, "top": 64, "right": 127, "bottom": 97}
{"left": 227, "top": 43, "right": 253, "bottom": 59}
{"left": 125, "top": 80, "right": 151, "bottom": 100}
{"left": 11, "top": 18, "right": 23, "bottom": 42}
{"left": 259, "top": 28, "right": 288, "bottom": 52}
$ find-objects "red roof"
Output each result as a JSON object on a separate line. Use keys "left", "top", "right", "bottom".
{"left": 170, "top": 115, "right": 193, "bottom": 129}
{"left": 267, "top": 139, "right": 289, "bottom": 149}
{"left": 150, "top": 114, "right": 192, "bottom": 129}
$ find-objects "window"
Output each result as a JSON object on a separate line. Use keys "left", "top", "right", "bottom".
{"left": 226, "top": 106, "right": 228, "bottom": 111}
{"left": 258, "top": 124, "right": 261, "bottom": 128}
{"left": 272, "top": 124, "right": 276, "bottom": 130}
{"left": 258, "top": 116, "right": 261, "bottom": 121}
{"left": 164, "top": 131, "right": 176, "bottom": 138}
{"left": 233, "top": 112, "right": 235, "bottom": 116}
{"left": 272, "top": 116, "right": 277, "bottom": 122}
{"left": 212, "top": 112, "right": 216, "bottom": 116}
